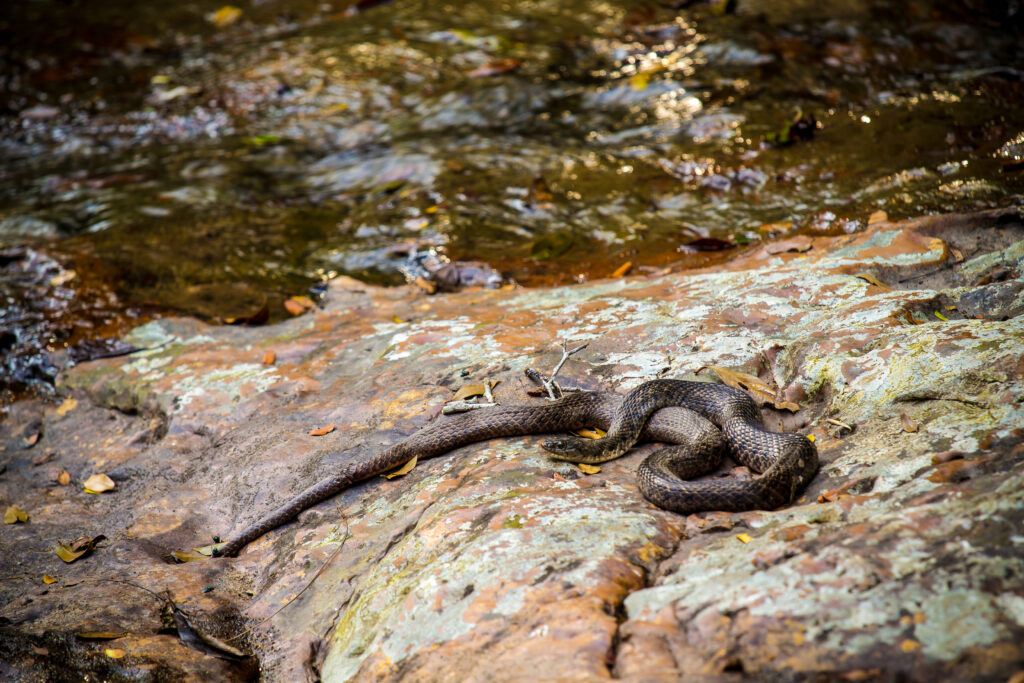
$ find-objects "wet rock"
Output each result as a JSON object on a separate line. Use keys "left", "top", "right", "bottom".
{"left": 1, "top": 209, "right": 1023, "bottom": 680}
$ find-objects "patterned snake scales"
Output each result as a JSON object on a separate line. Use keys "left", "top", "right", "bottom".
{"left": 215, "top": 379, "right": 818, "bottom": 557}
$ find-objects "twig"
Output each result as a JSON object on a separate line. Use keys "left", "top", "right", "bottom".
{"left": 442, "top": 380, "right": 500, "bottom": 415}
{"left": 226, "top": 522, "right": 350, "bottom": 642}
{"left": 526, "top": 342, "right": 588, "bottom": 400}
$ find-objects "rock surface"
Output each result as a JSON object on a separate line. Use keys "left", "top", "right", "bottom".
{"left": 1, "top": 209, "right": 1023, "bottom": 681}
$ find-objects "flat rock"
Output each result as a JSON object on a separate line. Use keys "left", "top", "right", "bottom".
{"left": 1, "top": 208, "right": 1022, "bottom": 681}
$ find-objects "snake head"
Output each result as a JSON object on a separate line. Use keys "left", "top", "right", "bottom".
{"left": 541, "top": 437, "right": 580, "bottom": 458}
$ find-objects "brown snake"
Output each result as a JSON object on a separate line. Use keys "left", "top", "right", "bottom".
{"left": 214, "top": 380, "right": 817, "bottom": 557}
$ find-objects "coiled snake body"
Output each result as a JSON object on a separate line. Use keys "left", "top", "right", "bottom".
{"left": 215, "top": 379, "right": 817, "bottom": 557}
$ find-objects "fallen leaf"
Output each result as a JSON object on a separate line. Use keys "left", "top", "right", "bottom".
{"left": 207, "top": 5, "right": 242, "bottom": 27}
{"left": 309, "top": 424, "right": 335, "bottom": 436}
{"left": 825, "top": 418, "right": 853, "bottom": 432}
{"left": 573, "top": 427, "right": 607, "bottom": 439}
{"left": 578, "top": 463, "right": 601, "bottom": 475}
{"left": 392, "top": 315, "right": 405, "bottom": 323}
{"left": 105, "top": 648, "right": 127, "bottom": 659}
{"left": 4, "top": 505, "right": 28, "bottom": 524}
{"left": 43, "top": 574, "right": 56, "bottom": 584}
{"left": 630, "top": 72, "right": 650, "bottom": 91}
{"left": 261, "top": 350, "right": 276, "bottom": 365}
{"left": 900, "top": 639, "right": 921, "bottom": 653}
{"left": 31, "top": 645, "right": 48, "bottom": 656}
{"left": 56, "top": 398, "right": 78, "bottom": 416}
{"left": 413, "top": 276, "right": 437, "bottom": 294}
{"left": 867, "top": 210, "right": 888, "bottom": 225}
{"left": 765, "top": 235, "right": 813, "bottom": 255}
{"left": 284, "top": 296, "right": 314, "bottom": 316}
{"left": 77, "top": 631, "right": 127, "bottom": 640}
{"left": 702, "top": 366, "right": 799, "bottom": 411}
{"left": 854, "top": 272, "right": 892, "bottom": 291}
{"left": 452, "top": 384, "right": 485, "bottom": 401}
{"left": 55, "top": 535, "right": 106, "bottom": 563}
{"left": 83, "top": 473, "right": 115, "bottom": 494}
{"left": 934, "top": 311, "right": 949, "bottom": 321}
{"left": 194, "top": 542, "right": 227, "bottom": 557}
{"left": 24, "top": 432, "right": 40, "bottom": 448}
{"left": 735, "top": 533, "right": 753, "bottom": 543}
{"left": 900, "top": 413, "right": 919, "bottom": 433}
{"left": 57, "top": 470, "right": 70, "bottom": 485}
{"left": 172, "top": 550, "right": 209, "bottom": 563}
{"left": 611, "top": 261, "right": 632, "bottom": 278}
{"left": 467, "top": 59, "right": 522, "bottom": 78}
{"left": 807, "top": 435, "right": 816, "bottom": 442}
{"left": 383, "top": 456, "right": 417, "bottom": 479}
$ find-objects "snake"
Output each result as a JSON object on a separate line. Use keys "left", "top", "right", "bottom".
{"left": 214, "top": 379, "right": 817, "bottom": 557}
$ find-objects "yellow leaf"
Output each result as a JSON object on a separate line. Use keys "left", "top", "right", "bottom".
{"left": 285, "top": 296, "right": 314, "bottom": 315}
{"left": 392, "top": 315, "right": 405, "bottom": 323}
{"left": 703, "top": 366, "right": 799, "bottom": 411}
{"left": 262, "top": 350, "right": 276, "bottom": 364}
{"left": 630, "top": 72, "right": 650, "bottom": 91}
{"left": 900, "top": 639, "right": 921, "bottom": 653}
{"left": 309, "top": 423, "right": 335, "bottom": 436}
{"left": 322, "top": 102, "right": 349, "bottom": 114}
{"left": 853, "top": 272, "right": 892, "bottom": 291}
{"left": 383, "top": 456, "right": 417, "bottom": 479}
{"left": 807, "top": 435, "right": 816, "bottom": 442}
{"left": 452, "top": 384, "right": 485, "bottom": 401}
{"left": 105, "top": 648, "right": 127, "bottom": 659}
{"left": 573, "top": 427, "right": 607, "bottom": 439}
{"left": 58, "top": 470, "right": 71, "bottom": 485}
{"left": 208, "top": 5, "right": 242, "bottom": 27}
{"left": 82, "top": 473, "right": 115, "bottom": 493}
{"left": 55, "top": 544, "right": 88, "bottom": 563}
{"left": 194, "top": 542, "right": 227, "bottom": 557}
{"left": 43, "top": 574, "right": 57, "bottom": 584}
{"left": 4, "top": 505, "right": 28, "bottom": 524}
{"left": 150, "top": 75, "right": 170, "bottom": 85}
{"left": 934, "top": 311, "right": 949, "bottom": 321}
{"left": 611, "top": 261, "right": 632, "bottom": 278}
{"left": 867, "top": 210, "right": 888, "bottom": 225}
{"left": 56, "top": 397, "right": 78, "bottom": 416}
{"left": 578, "top": 463, "right": 601, "bottom": 475}
{"left": 172, "top": 550, "right": 209, "bottom": 562}
{"left": 735, "top": 533, "right": 753, "bottom": 543}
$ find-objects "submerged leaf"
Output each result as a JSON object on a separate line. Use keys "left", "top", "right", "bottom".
{"left": 383, "top": 456, "right": 417, "bottom": 479}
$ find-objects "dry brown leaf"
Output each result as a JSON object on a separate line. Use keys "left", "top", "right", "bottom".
{"left": 77, "top": 631, "right": 127, "bottom": 640}
{"left": 578, "top": 463, "right": 601, "bottom": 475}
{"left": 105, "top": 648, "right": 127, "bottom": 659}
{"left": 261, "top": 350, "right": 276, "bottom": 365}
{"left": 765, "top": 235, "right": 813, "bottom": 255}
{"left": 308, "top": 423, "right": 335, "bottom": 436}
{"left": 702, "top": 366, "right": 799, "bottom": 412}
{"left": 83, "top": 473, "right": 115, "bottom": 494}
{"left": 467, "top": 58, "right": 522, "bottom": 78}
{"left": 867, "top": 210, "right": 888, "bottom": 225}
{"left": 611, "top": 261, "right": 633, "bottom": 278}
{"left": 43, "top": 574, "right": 56, "bottom": 584}
{"left": 825, "top": 418, "right": 853, "bottom": 432}
{"left": 4, "top": 505, "right": 28, "bottom": 524}
{"left": 452, "top": 384, "right": 485, "bottom": 402}
{"left": 56, "top": 397, "right": 78, "bottom": 416}
{"left": 412, "top": 276, "right": 437, "bottom": 294}
{"left": 573, "top": 427, "right": 607, "bottom": 439}
{"left": 24, "top": 432, "right": 40, "bottom": 447}
{"left": 854, "top": 272, "right": 892, "bottom": 291}
{"left": 57, "top": 470, "right": 70, "bottom": 486}
{"left": 31, "top": 645, "right": 48, "bottom": 656}
{"left": 900, "top": 412, "right": 919, "bottom": 433}
{"left": 383, "top": 456, "right": 417, "bottom": 480}
{"left": 735, "top": 533, "right": 753, "bottom": 543}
